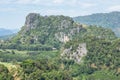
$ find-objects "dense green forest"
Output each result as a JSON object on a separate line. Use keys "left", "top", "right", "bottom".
{"left": 0, "top": 64, "right": 13, "bottom": 80}
{"left": 0, "top": 13, "right": 120, "bottom": 80}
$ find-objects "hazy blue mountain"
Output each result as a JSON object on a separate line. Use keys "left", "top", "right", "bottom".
{"left": 0, "top": 28, "right": 18, "bottom": 40}
{"left": 0, "top": 33, "right": 16, "bottom": 40}
{"left": 73, "top": 11, "right": 120, "bottom": 36}
{"left": 11, "top": 29, "right": 20, "bottom": 33}
{"left": 0, "top": 28, "right": 13, "bottom": 36}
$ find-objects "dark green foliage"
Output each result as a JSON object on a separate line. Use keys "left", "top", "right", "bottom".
{"left": 20, "top": 59, "right": 73, "bottom": 80}
{"left": 0, "top": 43, "right": 53, "bottom": 51}
{"left": 0, "top": 50, "right": 59, "bottom": 62}
{"left": 41, "top": 70, "right": 73, "bottom": 80}
{"left": 84, "top": 38, "right": 120, "bottom": 73}
{"left": 11, "top": 50, "right": 15, "bottom": 54}
{"left": 0, "top": 64, "right": 13, "bottom": 80}
{"left": 86, "top": 70, "right": 120, "bottom": 80}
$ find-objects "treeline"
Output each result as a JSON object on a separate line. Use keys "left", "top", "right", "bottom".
{"left": 20, "top": 59, "right": 73, "bottom": 80}
{"left": 0, "top": 43, "right": 53, "bottom": 51}
{"left": 0, "top": 50, "right": 58, "bottom": 62}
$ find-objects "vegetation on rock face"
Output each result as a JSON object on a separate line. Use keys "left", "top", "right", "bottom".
{"left": 62, "top": 25, "right": 117, "bottom": 63}
{"left": 60, "top": 25, "right": 120, "bottom": 79}
{"left": 0, "top": 13, "right": 116, "bottom": 51}
{"left": 3, "top": 13, "right": 86, "bottom": 50}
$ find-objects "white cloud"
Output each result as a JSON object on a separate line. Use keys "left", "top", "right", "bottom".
{"left": 0, "top": 0, "right": 96, "bottom": 7}
{"left": 0, "top": 7, "right": 16, "bottom": 12}
{"left": 64, "top": 0, "right": 96, "bottom": 8}
{"left": 0, "top": 0, "right": 47, "bottom": 4}
{"left": 53, "top": 0, "right": 96, "bottom": 8}
{"left": 0, "top": 0, "right": 12, "bottom": 4}
{"left": 16, "top": 0, "right": 33, "bottom": 4}
{"left": 44, "top": 9, "right": 65, "bottom": 16}
{"left": 15, "top": 0, "right": 47, "bottom": 4}
{"left": 108, "top": 5, "right": 120, "bottom": 11}
{"left": 42, "top": 9, "right": 91, "bottom": 17}
{"left": 53, "top": 0, "right": 64, "bottom": 4}
{"left": 80, "top": 3, "right": 96, "bottom": 8}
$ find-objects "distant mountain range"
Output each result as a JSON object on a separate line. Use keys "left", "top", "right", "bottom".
{"left": 73, "top": 11, "right": 120, "bottom": 36}
{"left": 0, "top": 28, "right": 13, "bottom": 36}
{"left": 0, "top": 28, "right": 19, "bottom": 40}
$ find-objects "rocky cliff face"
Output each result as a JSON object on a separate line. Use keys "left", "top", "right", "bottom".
{"left": 25, "top": 13, "right": 40, "bottom": 31}
{"left": 55, "top": 25, "right": 83, "bottom": 43}
{"left": 61, "top": 43, "right": 87, "bottom": 63}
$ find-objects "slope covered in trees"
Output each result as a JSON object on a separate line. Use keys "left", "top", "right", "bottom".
{"left": 0, "top": 64, "right": 13, "bottom": 80}
{"left": 0, "top": 13, "right": 117, "bottom": 51}
{"left": 8, "top": 13, "right": 86, "bottom": 50}
{"left": 73, "top": 11, "right": 120, "bottom": 36}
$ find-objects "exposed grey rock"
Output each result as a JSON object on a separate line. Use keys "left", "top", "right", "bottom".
{"left": 55, "top": 32, "right": 70, "bottom": 43}
{"left": 61, "top": 43, "right": 87, "bottom": 63}
{"left": 25, "top": 13, "right": 40, "bottom": 31}
{"left": 55, "top": 25, "right": 83, "bottom": 43}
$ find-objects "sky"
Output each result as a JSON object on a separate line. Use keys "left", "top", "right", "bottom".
{"left": 0, "top": 0, "right": 120, "bottom": 30}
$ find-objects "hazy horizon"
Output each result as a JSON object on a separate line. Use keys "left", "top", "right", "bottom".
{"left": 0, "top": 0, "right": 120, "bottom": 29}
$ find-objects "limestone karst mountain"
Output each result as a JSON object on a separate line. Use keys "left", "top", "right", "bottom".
{"left": 1, "top": 13, "right": 113, "bottom": 51}
{"left": 11, "top": 13, "right": 86, "bottom": 49}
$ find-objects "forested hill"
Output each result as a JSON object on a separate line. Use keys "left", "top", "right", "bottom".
{"left": 73, "top": 11, "right": 120, "bottom": 36}
{"left": 11, "top": 13, "right": 87, "bottom": 50}
{"left": 9, "top": 13, "right": 116, "bottom": 51}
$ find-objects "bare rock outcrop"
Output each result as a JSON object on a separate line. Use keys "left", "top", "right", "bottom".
{"left": 61, "top": 43, "right": 87, "bottom": 63}
{"left": 25, "top": 13, "right": 40, "bottom": 31}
